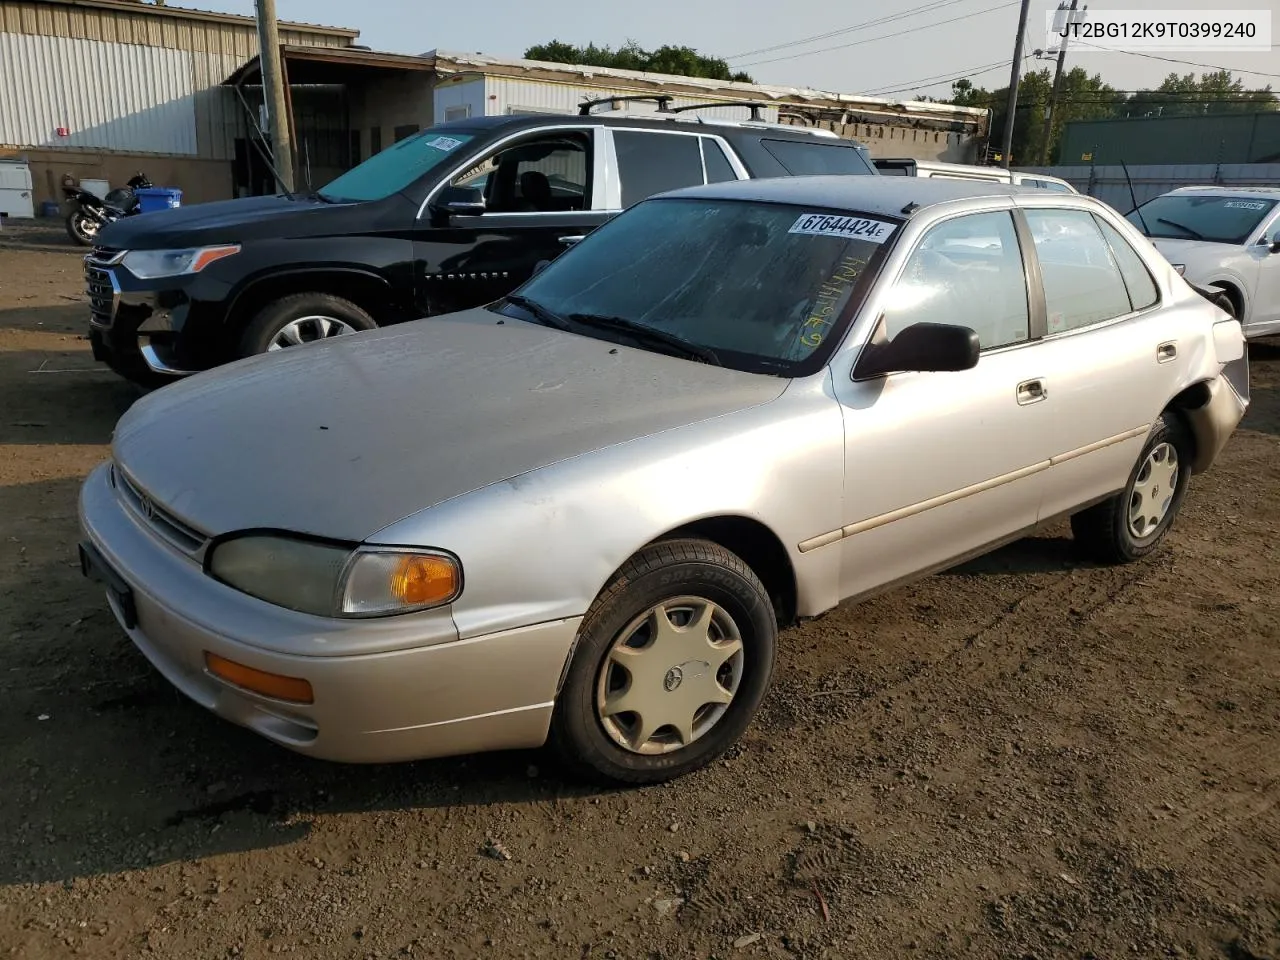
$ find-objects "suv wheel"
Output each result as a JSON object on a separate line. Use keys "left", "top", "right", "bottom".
{"left": 239, "top": 293, "right": 377, "bottom": 357}
{"left": 549, "top": 539, "right": 777, "bottom": 785}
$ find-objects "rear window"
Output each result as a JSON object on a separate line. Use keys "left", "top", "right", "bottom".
{"left": 762, "top": 139, "right": 875, "bottom": 176}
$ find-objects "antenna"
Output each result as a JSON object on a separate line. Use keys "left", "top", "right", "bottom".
{"left": 1120, "top": 159, "right": 1150, "bottom": 235}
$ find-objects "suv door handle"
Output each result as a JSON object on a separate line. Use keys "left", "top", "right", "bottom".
{"left": 559, "top": 235, "right": 586, "bottom": 246}
{"left": 1157, "top": 341, "right": 1178, "bottom": 363}
{"left": 1016, "top": 379, "right": 1048, "bottom": 405}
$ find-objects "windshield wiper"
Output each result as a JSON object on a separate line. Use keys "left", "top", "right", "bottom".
{"left": 1156, "top": 217, "right": 1206, "bottom": 241}
{"left": 505, "top": 294, "right": 572, "bottom": 331}
{"left": 568, "top": 313, "right": 723, "bottom": 366}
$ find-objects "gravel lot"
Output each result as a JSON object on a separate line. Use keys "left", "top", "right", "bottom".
{"left": 1, "top": 222, "right": 1277, "bottom": 960}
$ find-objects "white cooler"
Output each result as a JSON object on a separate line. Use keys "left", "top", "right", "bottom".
{"left": 0, "top": 160, "right": 35, "bottom": 219}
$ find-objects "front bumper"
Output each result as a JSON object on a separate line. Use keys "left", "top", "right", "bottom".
{"left": 77, "top": 462, "right": 580, "bottom": 764}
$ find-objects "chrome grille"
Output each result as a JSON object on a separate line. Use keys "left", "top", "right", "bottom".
{"left": 84, "top": 248, "right": 123, "bottom": 328}
{"left": 111, "top": 464, "right": 208, "bottom": 556}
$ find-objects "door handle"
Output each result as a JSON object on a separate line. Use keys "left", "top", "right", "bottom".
{"left": 559, "top": 235, "right": 586, "bottom": 246}
{"left": 1156, "top": 341, "right": 1178, "bottom": 363}
{"left": 1016, "top": 379, "right": 1047, "bottom": 405}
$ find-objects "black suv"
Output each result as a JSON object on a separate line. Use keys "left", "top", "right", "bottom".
{"left": 87, "top": 97, "right": 876, "bottom": 384}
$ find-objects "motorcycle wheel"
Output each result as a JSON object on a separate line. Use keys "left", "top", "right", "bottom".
{"left": 66, "top": 210, "right": 100, "bottom": 246}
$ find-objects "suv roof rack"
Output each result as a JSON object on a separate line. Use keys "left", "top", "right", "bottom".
{"left": 579, "top": 95, "right": 674, "bottom": 116}
{"left": 670, "top": 101, "right": 769, "bottom": 121}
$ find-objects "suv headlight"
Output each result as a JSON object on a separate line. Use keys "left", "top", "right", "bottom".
{"left": 206, "top": 534, "right": 462, "bottom": 618}
{"left": 122, "top": 245, "right": 241, "bottom": 279}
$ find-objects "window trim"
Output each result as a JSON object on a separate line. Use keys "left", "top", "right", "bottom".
{"left": 416, "top": 123, "right": 605, "bottom": 220}
{"left": 874, "top": 206, "right": 1040, "bottom": 355}
{"left": 1016, "top": 204, "right": 1164, "bottom": 341}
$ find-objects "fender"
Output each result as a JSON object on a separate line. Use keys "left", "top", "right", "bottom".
{"left": 224, "top": 265, "right": 404, "bottom": 327}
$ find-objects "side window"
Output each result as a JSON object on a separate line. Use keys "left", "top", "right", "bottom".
{"left": 760, "top": 139, "right": 874, "bottom": 175}
{"left": 701, "top": 138, "right": 737, "bottom": 184}
{"left": 449, "top": 133, "right": 590, "bottom": 213}
{"left": 881, "top": 211, "right": 1030, "bottom": 350}
{"left": 1094, "top": 216, "right": 1159, "bottom": 312}
{"left": 615, "top": 131, "right": 704, "bottom": 207}
{"left": 1024, "top": 208, "right": 1134, "bottom": 333}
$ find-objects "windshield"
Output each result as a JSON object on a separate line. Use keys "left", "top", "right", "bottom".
{"left": 1127, "top": 194, "right": 1277, "bottom": 244}
{"left": 503, "top": 198, "right": 899, "bottom": 375}
{"left": 317, "top": 131, "right": 475, "bottom": 203}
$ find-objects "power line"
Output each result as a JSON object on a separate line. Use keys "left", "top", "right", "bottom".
{"left": 734, "top": 0, "right": 1021, "bottom": 69}
{"left": 862, "top": 58, "right": 1021, "bottom": 96}
{"left": 1071, "top": 40, "right": 1280, "bottom": 80}
{"left": 726, "top": 0, "right": 964, "bottom": 61}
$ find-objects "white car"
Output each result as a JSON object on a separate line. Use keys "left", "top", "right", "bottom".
{"left": 1127, "top": 186, "right": 1280, "bottom": 339}
{"left": 873, "top": 158, "right": 1078, "bottom": 193}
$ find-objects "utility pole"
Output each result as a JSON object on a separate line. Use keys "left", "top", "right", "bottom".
{"left": 1039, "top": 0, "right": 1082, "bottom": 165}
{"left": 254, "top": 0, "right": 294, "bottom": 192}
{"left": 999, "top": 0, "right": 1033, "bottom": 169}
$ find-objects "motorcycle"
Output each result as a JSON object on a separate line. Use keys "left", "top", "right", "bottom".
{"left": 63, "top": 172, "right": 153, "bottom": 246}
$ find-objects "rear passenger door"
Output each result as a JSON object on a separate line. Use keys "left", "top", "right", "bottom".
{"left": 1017, "top": 204, "right": 1193, "bottom": 521}
{"left": 602, "top": 129, "right": 746, "bottom": 210}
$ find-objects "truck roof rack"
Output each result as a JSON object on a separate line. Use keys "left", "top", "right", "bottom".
{"left": 670, "top": 101, "right": 769, "bottom": 122}
{"left": 579, "top": 95, "right": 674, "bottom": 116}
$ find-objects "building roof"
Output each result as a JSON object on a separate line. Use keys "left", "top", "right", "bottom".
{"left": 28, "top": 0, "right": 359, "bottom": 37}
{"left": 425, "top": 49, "right": 990, "bottom": 125}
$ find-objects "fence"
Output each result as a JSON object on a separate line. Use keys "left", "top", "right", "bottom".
{"left": 1014, "top": 163, "right": 1280, "bottom": 213}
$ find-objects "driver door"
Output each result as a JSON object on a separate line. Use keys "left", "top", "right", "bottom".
{"left": 414, "top": 128, "right": 612, "bottom": 316}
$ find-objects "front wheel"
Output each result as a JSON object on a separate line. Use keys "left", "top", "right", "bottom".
{"left": 66, "top": 210, "right": 99, "bottom": 246}
{"left": 549, "top": 539, "right": 777, "bottom": 785}
{"left": 1070, "top": 412, "right": 1193, "bottom": 564}
{"left": 238, "top": 292, "right": 377, "bottom": 358}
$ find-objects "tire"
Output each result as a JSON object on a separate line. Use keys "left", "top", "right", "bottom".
{"left": 66, "top": 210, "right": 98, "bottom": 246}
{"left": 549, "top": 538, "right": 777, "bottom": 786}
{"left": 238, "top": 292, "right": 377, "bottom": 358}
{"left": 1070, "top": 412, "right": 1193, "bottom": 564}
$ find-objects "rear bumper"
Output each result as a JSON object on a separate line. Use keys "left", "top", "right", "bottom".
{"left": 1186, "top": 368, "right": 1249, "bottom": 474}
{"left": 77, "top": 462, "right": 580, "bottom": 764}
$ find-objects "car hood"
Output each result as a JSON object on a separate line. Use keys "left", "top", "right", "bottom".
{"left": 1149, "top": 237, "right": 1241, "bottom": 269}
{"left": 111, "top": 310, "right": 788, "bottom": 542}
{"left": 96, "top": 194, "right": 361, "bottom": 249}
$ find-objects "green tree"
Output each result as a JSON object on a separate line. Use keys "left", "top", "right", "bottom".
{"left": 1123, "top": 70, "right": 1277, "bottom": 117}
{"left": 523, "top": 40, "right": 753, "bottom": 83}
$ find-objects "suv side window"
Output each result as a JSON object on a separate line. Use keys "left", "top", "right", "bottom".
{"left": 615, "top": 131, "right": 704, "bottom": 207}
{"left": 449, "top": 132, "right": 590, "bottom": 213}
{"left": 701, "top": 137, "right": 737, "bottom": 184}
{"left": 882, "top": 211, "right": 1030, "bottom": 350}
{"left": 1093, "top": 216, "right": 1159, "bottom": 312}
{"left": 760, "top": 139, "right": 874, "bottom": 175}
{"left": 1024, "top": 208, "right": 1134, "bottom": 333}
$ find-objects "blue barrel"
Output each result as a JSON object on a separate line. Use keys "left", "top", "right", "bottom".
{"left": 135, "top": 187, "right": 183, "bottom": 214}
{"left": 40, "top": 200, "right": 60, "bottom": 217}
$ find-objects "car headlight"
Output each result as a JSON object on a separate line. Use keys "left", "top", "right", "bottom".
{"left": 1172, "top": 263, "right": 1187, "bottom": 276}
{"left": 122, "top": 244, "right": 241, "bottom": 279}
{"left": 206, "top": 534, "right": 462, "bottom": 618}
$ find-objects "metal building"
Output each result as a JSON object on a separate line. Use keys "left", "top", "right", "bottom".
{"left": 0, "top": 0, "right": 357, "bottom": 207}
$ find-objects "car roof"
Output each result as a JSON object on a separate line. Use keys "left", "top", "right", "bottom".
{"left": 431, "top": 112, "right": 844, "bottom": 141}
{"left": 1163, "top": 185, "right": 1280, "bottom": 199}
{"left": 664, "top": 175, "right": 1029, "bottom": 217}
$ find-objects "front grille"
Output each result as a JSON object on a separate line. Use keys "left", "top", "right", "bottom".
{"left": 111, "top": 464, "right": 208, "bottom": 557}
{"left": 84, "top": 252, "right": 121, "bottom": 328}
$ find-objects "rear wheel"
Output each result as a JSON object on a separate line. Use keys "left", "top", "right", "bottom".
{"left": 1070, "top": 412, "right": 1192, "bottom": 564}
{"left": 66, "top": 210, "right": 98, "bottom": 246}
{"left": 550, "top": 539, "right": 777, "bottom": 785}
{"left": 238, "top": 293, "right": 376, "bottom": 358}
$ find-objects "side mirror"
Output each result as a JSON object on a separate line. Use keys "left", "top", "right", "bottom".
{"left": 853, "top": 321, "right": 981, "bottom": 380}
{"left": 1269, "top": 239, "right": 1280, "bottom": 254}
{"left": 432, "top": 184, "right": 486, "bottom": 217}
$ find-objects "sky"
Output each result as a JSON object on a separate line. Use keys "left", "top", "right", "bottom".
{"left": 172, "top": 0, "right": 1280, "bottom": 100}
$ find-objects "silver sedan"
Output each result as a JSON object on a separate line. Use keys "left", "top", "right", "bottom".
{"left": 78, "top": 176, "right": 1250, "bottom": 784}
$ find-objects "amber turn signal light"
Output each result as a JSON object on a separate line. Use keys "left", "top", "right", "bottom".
{"left": 204, "top": 652, "right": 314, "bottom": 704}
{"left": 390, "top": 554, "right": 459, "bottom": 607}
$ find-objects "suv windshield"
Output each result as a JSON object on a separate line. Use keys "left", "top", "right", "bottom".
{"left": 1127, "top": 194, "right": 1277, "bottom": 244}
{"left": 317, "top": 131, "right": 475, "bottom": 203}
{"left": 503, "top": 198, "right": 899, "bottom": 375}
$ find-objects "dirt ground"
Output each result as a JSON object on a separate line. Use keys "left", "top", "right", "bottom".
{"left": 0, "top": 221, "right": 1276, "bottom": 960}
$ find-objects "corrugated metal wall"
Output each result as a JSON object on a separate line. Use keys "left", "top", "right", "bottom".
{"left": 484, "top": 76, "right": 781, "bottom": 123}
{"left": 0, "top": 1, "right": 351, "bottom": 54}
{"left": 0, "top": 31, "right": 198, "bottom": 153}
{"left": 1016, "top": 163, "right": 1280, "bottom": 212}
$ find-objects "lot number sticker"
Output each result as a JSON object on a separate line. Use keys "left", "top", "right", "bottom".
{"left": 426, "top": 136, "right": 465, "bottom": 152}
{"left": 789, "top": 213, "right": 896, "bottom": 243}
{"left": 1224, "top": 200, "right": 1267, "bottom": 210}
